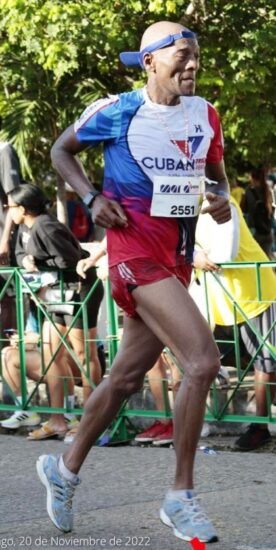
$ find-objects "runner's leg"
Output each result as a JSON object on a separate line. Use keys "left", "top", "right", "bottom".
{"left": 133, "top": 277, "right": 220, "bottom": 489}
{"left": 63, "top": 314, "right": 164, "bottom": 473}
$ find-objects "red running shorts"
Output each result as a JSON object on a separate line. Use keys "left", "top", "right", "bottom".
{"left": 109, "top": 257, "right": 192, "bottom": 317}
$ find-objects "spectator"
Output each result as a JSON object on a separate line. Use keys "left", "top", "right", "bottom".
{"left": 242, "top": 166, "right": 273, "bottom": 258}
{"left": 134, "top": 353, "right": 178, "bottom": 446}
{"left": 135, "top": 348, "right": 228, "bottom": 446}
{"left": 0, "top": 300, "right": 78, "bottom": 431}
{"left": 267, "top": 171, "right": 276, "bottom": 255}
{"left": 7, "top": 183, "right": 104, "bottom": 439}
{"left": 0, "top": 302, "right": 42, "bottom": 429}
{"left": 0, "top": 119, "right": 22, "bottom": 265}
{"left": 193, "top": 195, "right": 276, "bottom": 451}
{"left": 0, "top": 120, "right": 23, "bottom": 347}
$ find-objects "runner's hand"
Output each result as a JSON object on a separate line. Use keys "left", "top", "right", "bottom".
{"left": 91, "top": 195, "right": 128, "bottom": 228}
{"left": 201, "top": 192, "right": 231, "bottom": 224}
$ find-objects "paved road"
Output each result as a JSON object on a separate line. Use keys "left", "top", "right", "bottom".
{"left": 0, "top": 433, "right": 275, "bottom": 550}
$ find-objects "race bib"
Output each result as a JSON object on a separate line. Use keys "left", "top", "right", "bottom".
{"left": 150, "top": 176, "right": 204, "bottom": 217}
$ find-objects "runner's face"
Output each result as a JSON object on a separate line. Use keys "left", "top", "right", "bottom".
{"left": 151, "top": 39, "right": 199, "bottom": 97}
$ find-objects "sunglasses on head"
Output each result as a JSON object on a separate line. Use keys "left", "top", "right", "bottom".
{"left": 120, "top": 30, "right": 197, "bottom": 68}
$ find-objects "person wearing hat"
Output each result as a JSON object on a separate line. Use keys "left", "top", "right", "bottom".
{"left": 36, "top": 20, "right": 231, "bottom": 543}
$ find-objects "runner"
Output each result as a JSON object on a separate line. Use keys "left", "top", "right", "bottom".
{"left": 36, "top": 20, "right": 231, "bottom": 543}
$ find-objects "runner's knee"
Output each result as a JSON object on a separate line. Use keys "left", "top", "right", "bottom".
{"left": 109, "top": 369, "right": 144, "bottom": 398}
{"left": 189, "top": 351, "right": 220, "bottom": 384}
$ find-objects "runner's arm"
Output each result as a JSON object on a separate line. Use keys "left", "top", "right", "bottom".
{"left": 51, "top": 126, "right": 127, "bottom": 229}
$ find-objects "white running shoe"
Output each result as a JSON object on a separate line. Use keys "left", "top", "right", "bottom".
{"left": 1, "top": 411, "right": 41, "bottom": 429}
{"left": 36, "top": 454, "right": 80, "bottom": 532}
{"left": 160, "top": 490, "right": 218, "bottom": 543}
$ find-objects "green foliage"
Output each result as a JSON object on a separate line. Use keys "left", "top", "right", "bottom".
{"left": 192, "top": 0, "right": 276, "bottom": 173}
{"left": 0, "top": 0, "right": 275, "bottom": 185}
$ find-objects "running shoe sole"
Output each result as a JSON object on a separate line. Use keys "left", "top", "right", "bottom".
{"left": 234, "top": 438, "right": 271, "bottom": 451}
{"left": 1, "top": 416, "right": 41, "bottom": 429}
{"left": 1, "top": 423, "right": 22, "bottom": 430}
{"left": 36, "top": 455, "right": 70, "bottom": 532}
{"left": 160, "top": 508, "right": 218, "bottom": 543}
{"left": 134, "top": 437, "right": 155, "bottom": 443}
{"left": 152, "top": 439, "right": 173, "bottom": 446}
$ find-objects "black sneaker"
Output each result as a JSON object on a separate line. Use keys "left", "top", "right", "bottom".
{"left": 234, "top": 424, "right": 271, "bottom": 451}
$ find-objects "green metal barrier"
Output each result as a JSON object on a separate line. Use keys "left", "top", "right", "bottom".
{"left": 110, "top": 260, "right": 276, "bottom": 441}
{"left": 0, "top": 266, "right": 109, "bottom": 416}
{"left": 202, "top": 261, "right": 276, "bottom": 425}
{"left": 0, "top": 262, "right": 275, "bottom": 442}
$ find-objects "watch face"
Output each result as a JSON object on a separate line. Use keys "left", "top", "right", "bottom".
{"left": 83, "top": 192, "right": 95, "bottom": 206}
{"left": 83, "top": 190, "right": 101, "bottom": 208}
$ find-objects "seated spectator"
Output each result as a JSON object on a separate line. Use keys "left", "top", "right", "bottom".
{"left": 0, "top": 301, "right": 78, "bottom": 431}
{"left": 7, "top": 183, "right": 104, "bottom": 440}
{"left": 0, "top": 304, "right": 42, "bottom": 429}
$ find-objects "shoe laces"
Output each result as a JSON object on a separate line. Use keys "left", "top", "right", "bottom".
{"left": 53, "top": 478, "right": 77, "bottom": 512}
{"left": 177, "top": 496, "right": 210, "bottom": 525}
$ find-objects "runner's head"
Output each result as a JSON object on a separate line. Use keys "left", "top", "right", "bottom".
{"left": 120, "top": 21, "right": 199, "bottom": 100}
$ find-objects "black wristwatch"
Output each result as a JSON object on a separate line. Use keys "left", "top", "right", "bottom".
{"left": 82, "top": 190, "right": 101, "bottom": 208}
